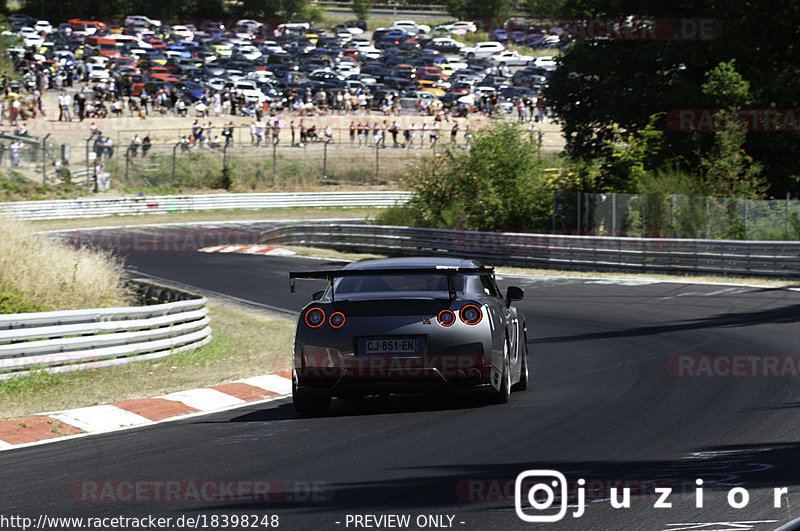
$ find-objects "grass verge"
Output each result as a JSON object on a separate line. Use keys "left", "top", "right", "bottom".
{"left": 0, "top": 303, "right": 295, "bottom": 419}
{"left": 29, "top": 206, "right": 383, "bottom": 231}
{"left": 0, "top": 216, "right": 134, "bottom": 312}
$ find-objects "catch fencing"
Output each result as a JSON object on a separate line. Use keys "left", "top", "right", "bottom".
{"left": 553, "top": 191, "right": 800, "bottom": 241}
{"left": 261, "top": 223, "right": 800, "bottom": 278}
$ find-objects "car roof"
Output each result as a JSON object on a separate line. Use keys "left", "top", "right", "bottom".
{"left": 343, "top": 257, "right": 483, "bottom": 271}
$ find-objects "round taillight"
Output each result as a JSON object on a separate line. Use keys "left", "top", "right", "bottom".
{"left": 438, "top": 309, "right": 456, "bottom": 326}
{"left": 305, "top": 307, "right": 325, "bottom": 328}
{"left": 460, "top": 304, "right": 482, "bottom": 325}
{"left": 329, "top": 312, "right": 345, "bottom": 328}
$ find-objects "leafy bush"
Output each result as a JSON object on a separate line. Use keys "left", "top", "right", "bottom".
{"left": 379, "top": 122, "right": 552, "bottom": 231}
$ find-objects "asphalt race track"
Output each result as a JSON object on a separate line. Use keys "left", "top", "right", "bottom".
{"left": 3, "top": 225, "right": 800, "bottom": 531}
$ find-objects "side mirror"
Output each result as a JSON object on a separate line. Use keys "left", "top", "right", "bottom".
{"left": 505, "top": 286, "right": 524, "bottom": 305}
{"left": 312, "top": 290, "right": 325, "bottom": 301}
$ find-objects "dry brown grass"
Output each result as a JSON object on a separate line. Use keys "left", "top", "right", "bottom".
{"left": 0, "top": 217, "right": 135, "bottom": 311}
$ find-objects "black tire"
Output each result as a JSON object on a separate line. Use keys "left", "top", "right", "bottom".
{"left": 293, "top": 381, "right": 331, "bottom": 415}
{"left": 512, "top": 331, "right": 529, "bottom": 392}
{"left": 467, "top": 52, "right": 475, "bottom": 59}
{"left": 488, "top": 339, "right": 511, "bottom": 404}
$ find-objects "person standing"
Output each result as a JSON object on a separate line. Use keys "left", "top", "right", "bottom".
{"left": 9, "top": 140, "right": 22, "bottom": 167}
{"left": 430, "top": 121, "right": 439, "bottom": 147}
{"left": 141, "top": 135, "right": 151, "bottom": 157}
{"left": 450, "top": 122, "right": 459, "bottom": 145}
{"left": 536, "top": 94, "right": 547, "bottom": 124}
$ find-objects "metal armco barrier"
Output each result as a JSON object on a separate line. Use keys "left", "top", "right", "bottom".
{"left": 0, "top": 283, "right": 211, "bottom": 379}
{"left": 0, "top": 192, "right": 414, "bottom": 221}
{"left": 261, "top": 224, "right": 800, "bottom": 278}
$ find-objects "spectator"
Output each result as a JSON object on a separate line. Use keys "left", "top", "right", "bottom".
{"left": 430, "top": 121, "right": 439, "bottom": 147}
{"left": 58, "top": 92, "right": 71, "bottom": 122}
{"left": 129, "top": 134, "right": 142, "bottom": 157}
{"left": 141, "top": 135, "right": 151, "bottom": 157}
{"left": 451, "top": 122, "right": 459, "bottom": 144}
{"left": 9, "top": 140, "right": 22, "bottom": 167}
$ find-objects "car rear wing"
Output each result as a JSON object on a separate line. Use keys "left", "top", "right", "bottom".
{"left": 289, "top": 266, "right": 494, "bottom": 300}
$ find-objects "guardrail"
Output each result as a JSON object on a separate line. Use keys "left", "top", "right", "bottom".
{"left": 0, "top": 192, "right": 414, "bottom": 221}
{"left": 0, "top": 282, "right": 211, "bottom": 379}
{"left": 315, "top": 1, "right": 449, "bottom": 11}
{"left": 261, "top": 223, "right": 800, "bottom": 278}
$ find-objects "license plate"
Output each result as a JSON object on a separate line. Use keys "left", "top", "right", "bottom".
{"left": 358, "top": 337, "right": 423, "bottom": 355}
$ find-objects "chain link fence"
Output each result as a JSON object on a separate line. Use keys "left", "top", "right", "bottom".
{"left": 0, "top": 133, "right": 65, "bottom": 185}
{"left": 554, "top": 190, "right": 800, "bottom": 240}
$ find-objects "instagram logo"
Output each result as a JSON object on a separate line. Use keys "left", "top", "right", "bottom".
{"left": 515, "top": 470, "right": 570, "bottom": 522}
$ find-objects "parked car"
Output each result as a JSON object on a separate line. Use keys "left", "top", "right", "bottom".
{"left": 428, "top": 37, "right": 464, "bottom": 54}
{"left": 489, "top": 50, "right": 534, "bottom": 66}
{"left": 459, "top": 41, "right": 505, "bottom": 59}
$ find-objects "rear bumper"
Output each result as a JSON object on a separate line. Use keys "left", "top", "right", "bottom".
{"left": 295, "top": 359, "right": 494, "bottom": 397}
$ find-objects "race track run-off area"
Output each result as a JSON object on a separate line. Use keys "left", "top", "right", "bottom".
{"left": 3, "top": 223, "right": 800, "bottom": 531}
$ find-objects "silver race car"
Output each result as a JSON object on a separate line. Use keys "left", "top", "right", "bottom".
{"left": 289, "top": 257, "right": 528, "bottom": 414}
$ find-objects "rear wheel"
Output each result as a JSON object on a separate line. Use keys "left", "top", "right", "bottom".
{"left": 488, "top": 339, "right": 511, "bottom": 404}
{"left": 512, "top": 332, "right": 529, "bottom": 392}
{"left": 293, "top": 380, "right": 331, "bottom": 415}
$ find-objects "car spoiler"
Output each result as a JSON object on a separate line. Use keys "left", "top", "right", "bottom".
{"left": 289, "top": 266, "right": 494, "bottom": 300}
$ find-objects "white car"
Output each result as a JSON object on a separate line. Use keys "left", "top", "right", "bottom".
{"left": 125, "top": 15, "right": 161, "bottom": 28}
{"left": 530, "top": 55, "right": 558, "bottom": 70}
{"left": 336, "top": 31, "right": 354, "bottom": 45}
{"left": 246, "top": 70, "right": 277, "bottom": 83}
{"left": 170, "top": 25, "right": 195, "bottom": 41}
{"left": 88, "top": 68, "right": 111, "bottom": 82}
{"left": 236, "top": 44, "right": 262, "bottom": 60}
{"left": 348, "top": 37, "right": 370, "bottom": 48}
{"left": 233, "top": 80, "right": 266, "bottom": 103}
{"left": 356, "top": 46, "right": 382, "bottom": 60}
{"left": 459, "top": 41, "right": 505, "bottom": 58}
{"left": 335, "top": 62, "right": 360, "bottom": 77}
{"left": 17, "top": 26, "right": 39, "bottom": 38}
{"left": 33, "top": 20, "right": 53, "bottom": 34}
{"left": 451, "top": 21, "right": 478, "bottom": 34}
{"left": 391, "top": 20, "right": 431, "bottom": 34}
{"left": 259, "top": 40, "right": 284, "bottom": 54}
{"left": 489, "top": 50, "right": 534, "bottom": 66}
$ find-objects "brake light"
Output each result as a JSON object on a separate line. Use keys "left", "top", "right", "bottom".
{"left": 305, "top": 307, "right": 325, "bottom": 328}
{"left": 437, "top": 309, "right": 455, "bottom": 326}
{"left": 460, "top": 304, "right": 482, "bottom": 325}
{"left": 329, "top": 312, "right": 345, "bottom": 328}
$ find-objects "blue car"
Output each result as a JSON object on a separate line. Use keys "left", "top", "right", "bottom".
{"left": 489, "top": 29, "right": 509, "bottom": 42}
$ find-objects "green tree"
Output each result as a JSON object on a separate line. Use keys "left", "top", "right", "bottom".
{"left": 545, "top": 0, "right": 800, "bottom": 198}
{"left": 697, "top": 61, "right": 765, "bottom": 199}
{"left": 352, "top": 0, "right": 370, "bottom": 20}
{"left": 524, "top": 0, "right": 566, "bottom": 18}
{"left": 386, "top": 122, "right": 551, "bottom": 231}
{"left": 447, "top": 0, "right": 512, "bottom": 20}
